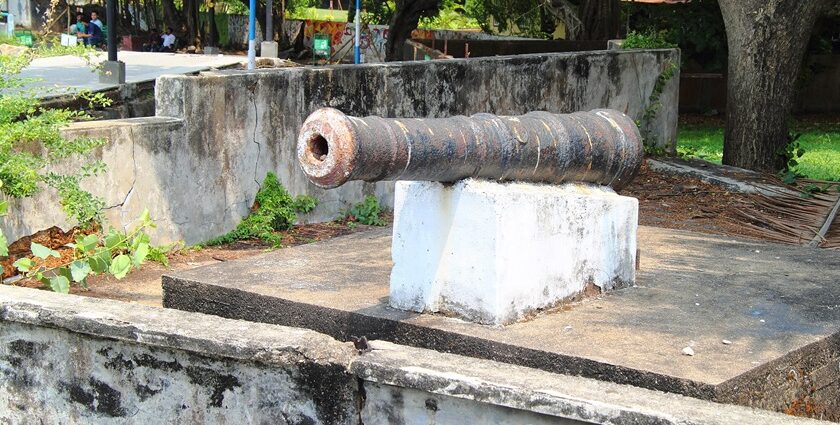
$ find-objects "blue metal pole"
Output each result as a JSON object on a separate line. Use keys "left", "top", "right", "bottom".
{"left": 353, "top": 0, "right": 360, "bottom": 64}
{"left": 247, "top": 0, "right": 257, "bottom": 69}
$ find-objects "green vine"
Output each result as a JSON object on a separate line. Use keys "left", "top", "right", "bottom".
{"left": 638, "top": 60, "right": 678, "bottom": 154}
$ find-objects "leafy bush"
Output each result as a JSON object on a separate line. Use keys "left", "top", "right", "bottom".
{"left": 0, "top": 44, "right": 110, "bottom": 227}
{"left": 5, "top": 208, "right": 157, "bottom": 293}
{"left": 205, "top": 173, "right": 317, "bottom": 246}
{"left": 347, "top": 195, "right": 386, "bottom": 226}
{"left": 0, "top": 44, "right": 170, "bottom": 293}
{"left": 624, "top": 0, "right": 725, "bottom": 71}
{"left": 621, "top": 30, "right": 677, "bottom": 50}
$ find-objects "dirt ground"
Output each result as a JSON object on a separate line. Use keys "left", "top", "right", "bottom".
{"left": 618, "top": 161, "right": 766, "bottom": 240}
{"left": 9, "top": 220, "right": 373, "bottom": 306}
{"left": 2, "top": 159, "right": 832, "bottom": 305}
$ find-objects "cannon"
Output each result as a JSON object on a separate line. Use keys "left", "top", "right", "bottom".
{"left": 296, "top": 108, "right": 643, "bottom": 190}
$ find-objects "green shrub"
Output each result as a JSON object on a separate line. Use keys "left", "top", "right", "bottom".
{"left": 0, "top": 44, "right": 168, "bottom": 293}
{"left": 205, "top": 173, "right": 317, "bottom": 246}
{"left": 0, "top": 44, "right": 109, "bottom": 227}
{"left": 621, "top": 30, "right": 677, "bottom": 50}
{"left": 347, "top": 195, "right": 386, "bottom": 226}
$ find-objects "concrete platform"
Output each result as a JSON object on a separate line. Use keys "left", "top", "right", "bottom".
{"left": 163, "top": 226, "right": 840, "bottom": 417}
{"left": 16, "top": 51, "right": 244, "bottom": 98}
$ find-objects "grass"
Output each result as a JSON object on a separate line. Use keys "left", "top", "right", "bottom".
{"left": 677, "top": 119, "right": 840, "bottom": 181}
{"left": 287, "top": 8, "right": 348, "bottom": 22}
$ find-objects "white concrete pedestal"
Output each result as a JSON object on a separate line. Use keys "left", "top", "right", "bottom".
{"left": 389, "top": 179, "right": 638, "bottom": 325}
{"left": 260, "top": 41, "right": 278, "bottom": 58}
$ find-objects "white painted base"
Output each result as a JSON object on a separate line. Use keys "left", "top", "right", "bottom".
{"left": 389, "top": 179, "right": 638, "bottom": 325}
{"left": 260, "top": 41, "right": 278, "bottom": 58}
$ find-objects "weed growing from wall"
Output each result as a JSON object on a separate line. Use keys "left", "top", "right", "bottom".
{"left": 204, "top": 172, "right": 318, "bottom": 247}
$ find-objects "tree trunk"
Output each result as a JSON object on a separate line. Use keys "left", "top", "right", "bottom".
{"left": 579, "top": 0, "right": 619, "bottom": 40}
{"left": 384, "top": 0, "right": 439, "bottom": 61}
{"left": 235, "top": 0, "right": 267, "bottom": 40}
{"left": 347, "top": 0, "right": 356, "bottom": 23}
{"left": 161, "top": 0, "right": 182, "bottom": 32}
{"left": 184, "top": 0, "right": 201, "bottom": 47}
{"left": 207, "top": 1, "right": 218, "bottom": 47}
{"left": 274, "top": 0, "right": 283, "bottom": 46}
{"left": 718, "top": 0, "right": 829, "bottom": 172}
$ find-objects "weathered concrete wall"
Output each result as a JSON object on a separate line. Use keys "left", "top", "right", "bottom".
{"left": 3, "top": 49, "right": 678, "bottom": 245}
{"left": 0, "top": 286, "right": 821, "bottom": 425}
{"left": 0, "top": 285, "right": 360, "bottom": 424}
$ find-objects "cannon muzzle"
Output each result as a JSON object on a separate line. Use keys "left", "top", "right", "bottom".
{"left": 297, "top": 108, "right": 643, "bottom": 189}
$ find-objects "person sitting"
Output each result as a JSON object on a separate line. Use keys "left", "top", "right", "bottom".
{"left": 143, "top": 28, "right": 161, "bottom": 52}
{"left": 76, "top": 18, "right": 104, "bottom": 47}
{"left": 71, "top": 14, "right": 85, "bottom": 35}
{"left": 160, "top": 27, "right": 176, "bottom": 52}
{"left": 90, "top": 11, "right": 103, "bottom": 29}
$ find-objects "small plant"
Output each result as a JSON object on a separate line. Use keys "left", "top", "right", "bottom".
{"left": 777, "top": 132, "right": 806, "bottom": 184}
{"left": 780, "top": 132, "right": 806, "bottom": 171}
{"left": 345, "top": 195, "right": 386, "bottom": 226}
{"left": 0, "top": 43, "right": 164, "bottom": 293}
{"left": 205, "top": 173, "right": 317, "bottom": 247}
{"left": 5, "top": 208, "right": 156, "bottom": 293}
{"left": 621, "top": 30, "right": 677, "bottom": 50}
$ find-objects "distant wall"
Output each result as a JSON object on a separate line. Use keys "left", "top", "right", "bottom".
{"left": 279, "top": 20, "right": 526, "bottom": 62}
{"left": 680, "top": 55, "right": 840, "bottom": 114}
{"left": 412, "top": 38, "right": 608, "bottom": 58}
{"left": 6, "top": 0, "right": 45, "bottom": 29}
{"left": 2, "top": 48, "right": 679, "bottom": 245}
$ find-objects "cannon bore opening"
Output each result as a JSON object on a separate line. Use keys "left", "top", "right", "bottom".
{"left": 308, "top": 134, "right": 329, "bottom": 162}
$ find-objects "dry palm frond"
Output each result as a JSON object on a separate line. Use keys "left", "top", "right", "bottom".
{"left": 731, "top": 178, "right": 840, "bottom": 249}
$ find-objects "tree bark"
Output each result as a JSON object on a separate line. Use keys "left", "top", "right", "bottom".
{"left": 384, "top": 0, "right": 440, "bottom": 61}
{"left": 347, "top": 0, "right": 356, "bottom": 23}
{"left": 235, "top": 0, "right": 268, "bottom": 40}
{"left": 161, "top": 0, "right": 182, "bottom": 33}
{"left": 579, "top": 0, "right": 619, "bottom": 40}
{"left": 183, "top": 0, "right": 201, "bottom": 47}
{"left": 207, "top": 1, "right": 219, "bottom": 47}
{"left": 718, "top": 0, "right": 830, "bottom": 172}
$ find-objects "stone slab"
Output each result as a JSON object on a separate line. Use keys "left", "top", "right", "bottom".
{"left": 391, "top": 180, "right": 637, "bottom": 325}
{"left": 163, "top": 227, "right": 840, "bottom": 415}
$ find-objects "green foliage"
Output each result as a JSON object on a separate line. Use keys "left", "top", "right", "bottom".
{"left": 420, "top": 0, "right": 480, "bottom": 30}
{"left": 621, "top": 30, "right": 676, "bottom": 50}
{"left": 779, "top": 132, "right": 806, "bottom": 173}
{"left": 205, "top": 173, "right": 317, "bottom": 247}
{"left": 5, "top": 209, "right": 157, "bottom": 293}
{"left": 0, "top": 44, "right": 110, "bottom": 228}
{"left": 624, "top": 0, "right": 725, "bottom": 72}
{"left": 346, "top": 195, "right": 386, "bottom": 226}
{"left": 637, "top": 60, "right": 678, "bottom": 150}
{"left": 678, "top": 121, "right": 840, "bottom": 182}
{"left": 466, "top": 0, "right": 548, "bottom": 37}
{"left": 0, "top": 44, "right": 167, "bottom": 292}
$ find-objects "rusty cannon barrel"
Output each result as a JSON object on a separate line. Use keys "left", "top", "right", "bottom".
{"left": 296, "top": 108, "right": 643, "bottom": 190}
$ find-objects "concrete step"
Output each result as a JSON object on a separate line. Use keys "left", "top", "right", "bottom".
{"left": 162, "top": 225, "right": 840, "bottom": 420}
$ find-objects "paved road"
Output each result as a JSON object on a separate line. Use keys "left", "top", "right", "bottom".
{"left": 17, "top": 51, "right": 245, "bottom": 98}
